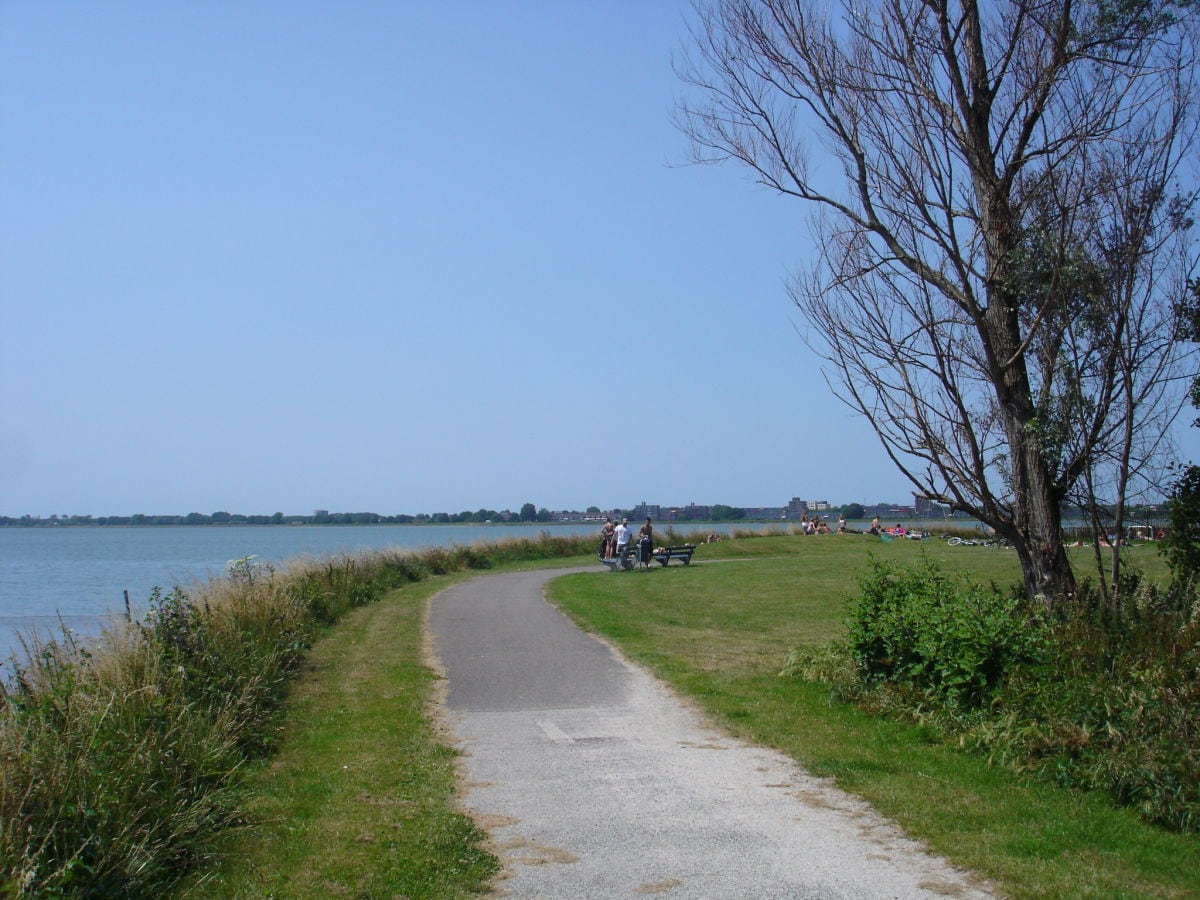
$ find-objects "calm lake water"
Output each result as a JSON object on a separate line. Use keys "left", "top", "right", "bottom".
{"left": 0, "top": 522, "right": 750, "bottom": 668}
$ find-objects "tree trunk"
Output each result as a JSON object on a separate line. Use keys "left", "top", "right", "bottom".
{"left": 981, "top": 254, "right": 1077, "bottom": 602}
{"left": 1012, "top": 470, "right": 1076, "bottom": 601}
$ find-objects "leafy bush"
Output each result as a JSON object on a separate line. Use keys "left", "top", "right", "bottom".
{"left": 1161, "top": 463, "right": 1200, "bottom": 584}
{"left": 845, "top": 556, "right": 1047, "bottom": 707}
{"left": 787, "top": 559, "right": 1200, "bottom": 833}
{"left": 967, "top": 576, "right": 1200, "bottom": 832}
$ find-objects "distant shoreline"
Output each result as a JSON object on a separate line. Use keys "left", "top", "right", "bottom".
{"left": 0, "top": 519, "right": 803, "bottom": 529}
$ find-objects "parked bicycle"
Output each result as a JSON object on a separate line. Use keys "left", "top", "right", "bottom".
{"left": 946, "top": 535, "right": 1013, "bottom": 548}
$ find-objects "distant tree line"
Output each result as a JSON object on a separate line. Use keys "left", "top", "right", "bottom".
{"left": 0, "top": 506, "right": 552, "bottom": 527}
{"left": 0, "top": 502, "right": 767, "bottom": 528}
{"left": 2, "top": 499, "right": 1162, "bottom": 529}
{"left": 0, "top": 512, "right": 406, "bottom": 527}
{"left": 667, "top": 504, "right": 747, "bottom": 522}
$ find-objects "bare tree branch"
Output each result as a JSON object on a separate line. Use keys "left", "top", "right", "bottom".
{"left": 679, "top": 0, "right": 1199, "bottom": 599}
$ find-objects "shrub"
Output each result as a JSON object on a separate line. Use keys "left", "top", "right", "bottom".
{"left": 969, "top": 576, "right": 1200, "bottom": 832}
{"left": 787, "top": 561, "right": 1200, "bottom": 833}
{"left": 845, "top": 556, "right": 1047, "bottom": 708}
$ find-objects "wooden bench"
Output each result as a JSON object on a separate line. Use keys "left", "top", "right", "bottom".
{"left": 652, "top": 544, "right": 697, "bottom": 566}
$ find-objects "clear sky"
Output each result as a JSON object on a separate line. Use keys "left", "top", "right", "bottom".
{"left": 2, "top": 2, "right": 1194, "bottom": 519}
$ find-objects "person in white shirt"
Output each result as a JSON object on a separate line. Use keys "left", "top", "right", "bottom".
{"left": 614, "top": 518, "right": 630, "bottom": 556}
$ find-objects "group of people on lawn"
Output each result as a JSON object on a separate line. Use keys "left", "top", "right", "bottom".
{"left": 798, "top": 512, "right": 848, "bottom": 535}
{"left": 867, "top": 517, "right": 917, "bottom": 537}
{"left": 599, "top": 515, "right": 914, "bottom": 559}
{"left": 599, "top": 516, "right": 655, "bottom": 567}
{"left": 806, "top": 514, "right": 909, "bottom": 537}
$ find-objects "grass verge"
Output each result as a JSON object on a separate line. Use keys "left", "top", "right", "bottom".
{"left": 181, "top": 553, "right": 596, "bottom": 898}
{"left": 181, "top": 573, "right": 497, "bottom": 898}
{"left": 1, "top": 532, "right": 596, "bottom": 897}
{"left": 548, "top": 534, "right": 1199, "bottom": 898}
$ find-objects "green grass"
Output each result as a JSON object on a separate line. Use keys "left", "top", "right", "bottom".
{"left": 548, "top": 534, "right": 1199, "bottom": 898}
{"left": 175, "top": 531, "right": 1190, "bottom": 897}
{"left": 180, "top": 572, "right": 499, "bottom": 898}
{"left": 182, "top": 553, "right": 596, "bottom": 899}
{"left": 1, "top": 531, "right": 598, "bottom": 898}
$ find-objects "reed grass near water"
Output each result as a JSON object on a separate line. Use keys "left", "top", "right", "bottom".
{"left": 0, "top": 533, "right": 595, "bottom": 897}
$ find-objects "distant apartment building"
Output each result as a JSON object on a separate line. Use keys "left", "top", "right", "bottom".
{"left": 862, "top": 503, "right": 915, "bottom": 520}
{"left": 552, "top": 510, "right": 588, "bottom": 522}
{"left": 913, "top": 494, "right": 950, "bottom": 518}
{"left": 632, "top": 502, "right": 661, "bottom": 521}
{"left": 787, "top": 498, "right": 830, "bottom": 519}
{"left": 659, "top": 503, "right": 712, "bottom": 521}
{"left": 744, "top": 507, "right": 787, "bottom": 519}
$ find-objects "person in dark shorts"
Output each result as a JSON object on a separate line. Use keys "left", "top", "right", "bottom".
{"left": 637, "top": 517, "right": 654, "bottom": 568}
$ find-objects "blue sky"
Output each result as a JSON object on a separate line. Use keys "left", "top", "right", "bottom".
{"left": 3, "top": 3, "right": 1193, "bottom": 518}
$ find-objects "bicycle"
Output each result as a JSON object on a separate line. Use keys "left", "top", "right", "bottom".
{"left": 947, "top": 535, "right": 1014, "bottom": 548}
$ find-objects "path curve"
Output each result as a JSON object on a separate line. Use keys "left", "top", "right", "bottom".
{"left": 427, "top": 568, "right": 993, "bottom": 899}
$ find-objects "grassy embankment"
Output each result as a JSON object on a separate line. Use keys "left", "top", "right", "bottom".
{"left": 14, "top": 526, "right": 1194, "bottom": 896}
{"left": 0, "top": 533, "right": 595, "bottom": 898}
{"left": 204, "top": 528, "right": 1195, "bottom": 898}
{"left": 548, "top": 532, "right": 1199, "bottom": 898}
{"left": 182, "top": 552, "right": 598, "bottom": 899}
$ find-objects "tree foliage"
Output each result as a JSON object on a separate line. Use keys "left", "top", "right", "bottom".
{"left": 1162, "top": 278, "right": 1200, "bottom": 582}
{"left": 710, "top": 503, "right": 747, "bottom": 520}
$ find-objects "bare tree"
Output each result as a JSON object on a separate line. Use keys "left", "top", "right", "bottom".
{"left": 678, "top": 0, "right": 1198, "bottom": 600}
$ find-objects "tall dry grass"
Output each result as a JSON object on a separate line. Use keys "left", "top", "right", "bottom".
{"left": 0, "top": 533, "right": 593, "bottom": 897}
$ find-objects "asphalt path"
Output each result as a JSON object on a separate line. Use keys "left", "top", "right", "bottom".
{"left": 427, "top": 568, "right": 994, "bottom": 899}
